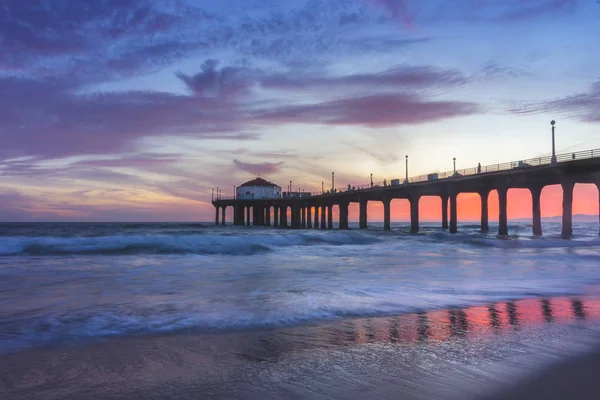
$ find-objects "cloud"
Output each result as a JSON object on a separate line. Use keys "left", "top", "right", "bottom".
{"left": 0, "top": 76, "right": 255, "bottom": 160}
{"left": 510, "top": 81, "right": 600, "bottom": 123}
{"left": 257, "top": 93, "right": 478, "bottom": 127}
{"left": 366, "top": 0, "right": 580, "bottom": 25}
{"left": 0, "top": 0, "right": 197, "bottom": 81}
{"left": 176, "top": 59, "right": 256, "bottom": 98}
{"left": 261, "top": 65, "right": 466, "bottom": 92}
{"left": 233, "top": 160, "right": 285, "bottom": 176}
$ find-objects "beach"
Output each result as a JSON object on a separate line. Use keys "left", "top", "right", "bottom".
{"left": 1, "top": 222, "right": 600, "bottom": 399}
{"left": 2, "top": 296, "right": 600, "bottom": 399}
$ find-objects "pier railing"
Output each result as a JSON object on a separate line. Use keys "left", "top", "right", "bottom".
{"left": 322, "top": 148, "right": 600, "bottom": 195}
{"left": 213, "top": 148, "right": 600, "bottom": 200}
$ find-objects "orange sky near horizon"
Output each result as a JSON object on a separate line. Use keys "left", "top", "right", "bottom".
{"left": 327, "top": 183, "right": 599, "bottom": 222}
{"left": 224, "top": 183, "right": 599, "bottom": 224}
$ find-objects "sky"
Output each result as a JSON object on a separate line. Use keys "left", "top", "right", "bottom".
{"left": 1, "top": 0, "right": 600, "bottom": 222}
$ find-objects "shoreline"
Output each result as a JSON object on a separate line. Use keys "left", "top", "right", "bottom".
{"left": 2, "top": 295, "right": 600, "bottom": 399}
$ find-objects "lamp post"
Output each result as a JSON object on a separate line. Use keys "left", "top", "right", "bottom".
{"left": 290, "top": 181, "right": 292, "bottom": 193}
{"left": 332, "top": 172, "right": 335, "bottom": 192}
{"left": 322, "top": 181, "right": 324, "bottom": 194}
{"left": 234, "top": 186, "right": 236, "bottom": 199}
{"left": 216, "top": 187, "right": 219, "bottom": 200}
{"left": 551, "top": 120, "right": 557, "bottom": 163}
{"left": 453, "top": 158, "right": 456, "bottom": 174}
{"left": 405, "top": 155, "right": 409, "bottom": 183}
{"left": 370, "top": 173, "right": 373, "bottom": 188}
{"left": 212, "top": 188, "right": 214, "bottom": 201}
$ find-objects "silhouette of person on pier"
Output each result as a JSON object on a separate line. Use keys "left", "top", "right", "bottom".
{"left": 477, "top": 163, "right": 482, "bottom": 174}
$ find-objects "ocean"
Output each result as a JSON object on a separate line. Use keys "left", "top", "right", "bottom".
{"left": 1, "top": 222, "right": 600, "bottom": 399}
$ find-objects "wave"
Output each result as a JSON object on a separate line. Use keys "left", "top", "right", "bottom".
{"left": 0, "top": 231, "right": 381, "bottom": 256}
{"left": 462, "top": 237, "right": 600, "bottom": 249}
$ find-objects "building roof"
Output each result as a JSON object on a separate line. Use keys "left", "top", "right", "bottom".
{"left": 239, "top": 177, "right": 279, "bottom": 187}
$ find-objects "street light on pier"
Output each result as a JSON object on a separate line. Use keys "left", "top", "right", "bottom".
{"left": 322, "top": 181, "right": 324, "bottom": 194}
{"left": 212, "top": 188, "right": 214, "bottom": 201}
{"left": 217, "top": 187, "right": 219, "bottom": 200}
{"left": 234, "top": 186, "right": 236, "bottom": 199}
{"left": 551, "top": 120, "right": 557, "bottom": 164}
{"left": 332, "top": 172, "right": 335, "bottom": 192}
{"left": 453, "top": 158, "right": 456, "bottom": 174}
{"left": 370, "top": 173, "right": 373, "bottom": 188}
{"left": 289, "top": 181, "right": 292, "bottom": 193}
{"left": 405, "top": 155, "right": 409, "bottom": 184}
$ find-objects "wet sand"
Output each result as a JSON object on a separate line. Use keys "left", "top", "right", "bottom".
{"left": 484, "top": 347, "right": 600, "bottom": 400}
{"left": 2, "top": 296, "right": 600, "bottom": 400}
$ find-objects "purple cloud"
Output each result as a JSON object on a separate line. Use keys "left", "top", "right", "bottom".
{"left": 510, "top": 81, "right": 600, "bottom": 123}
{"left": 176, "top": 60, "right": 257, "bottom": 98}
{"left": 233, "top": 160, "right": 285, "bottom": 176}
{"left": 257, "top": 93, "right": 478, "bottom": 127}
{"left": 0, "top": 0, "right": 198, "bottom": 81}
{"left": 261, "top": 65, "right": 466, "bottom": 91}
{"left": 368, "top": 0, "right": 580, "bottom": 25}
{"left": 0, "top": 76, "right": 255, "bottom": 160}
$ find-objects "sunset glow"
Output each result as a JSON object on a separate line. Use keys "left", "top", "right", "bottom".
{"left": 1, "top": 1, "right": 599, "bottom": 221}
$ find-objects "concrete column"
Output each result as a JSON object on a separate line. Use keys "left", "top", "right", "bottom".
{"left": 327, "top": 204, "right": 333, "bottom": 230}
{"left": 280, "top": 206, "right": 288, "bottom": 227}
{"left": 449, "top": 193, "right": 458, "bottom": 234}
{"left": 252, "top": 206, "right": 259, "bottom": 226}
{"left": 291, "top": 205, "right": 299, "bottom": 229}
{"left": 221, "top": 206, "right": 226, "bottom": 225}
{"left": 339, "top": 203, "right": 349, "bottom": 230}
{"left": 321, "top": 205, "right": 327, "bottom": 229}
{"left": 359, "top": 200, "right": 368, "bottom": 229}
{"left": 246, "top": 206, "right": 251, "bottom": 226}
{"left": 498, "top": 187, "right": 508, "bottom": 236}
{"left": 265, "top": 206, "right": 271, "bottom": 226}
{"left": 273, "top": 206, "right": 279, "bottom": 227}
{"left": 410, "top": 195, "right": 420, "bottom": 233}
{"left": 441, "top": 195, "right": 448, "bottom": 230}
{"left": 215, "top": 206, "right": 220, "bottom": 226}
{"left": 530, "top": 186, "right": 543, "bottom": 236}
{"left": 301, "top": 207, "right": 306, "bottom": 228}
{"left": 480, "top": 190, "right": 489, "bottom": 233}
{"left": 234, "top": 205, "right": 243, "bottom": 225}
{"left": 562, "top": 180, "right": 575, "bottom": 238}
{"left": 314, "top": 206, "right": 319, "bottom": 229}
{"left": 383, "top": 197, "right": 391, "bottom": 231}
{"left": 307, "top": 206, "right": 312, "bottom": 229}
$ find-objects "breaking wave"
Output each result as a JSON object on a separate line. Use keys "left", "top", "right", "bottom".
{"left": 0, "top": 231, "right": 382, "bottom": 256}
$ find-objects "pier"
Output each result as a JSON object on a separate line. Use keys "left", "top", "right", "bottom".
{"left": 212, "top": 148, "right": 600, "bottom": 238}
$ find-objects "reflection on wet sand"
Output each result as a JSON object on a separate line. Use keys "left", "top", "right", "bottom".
{"left": 2, "top": 297, "right": 600, "bottom": 400}
{"left": 233, "top": 297, "right": 600, "bottom": 364}
{"left": 327, "top": 297, "right": 598, "bottom": 348}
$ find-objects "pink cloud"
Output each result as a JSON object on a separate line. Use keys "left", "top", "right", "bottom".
{"left": 257, "top": 93, "right": 478, "bottom": 127}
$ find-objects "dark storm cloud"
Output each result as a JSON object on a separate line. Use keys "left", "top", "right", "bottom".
{"left": 510, "top": 81, "right": 600, "bottom": 123}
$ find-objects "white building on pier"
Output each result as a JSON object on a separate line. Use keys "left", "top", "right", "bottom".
{"left": 236, "top": 178, "right": 281, "bottom": 200}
